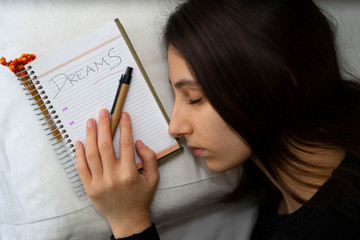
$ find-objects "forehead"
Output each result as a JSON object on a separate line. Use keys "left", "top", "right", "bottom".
{"left": 168, "top": 47, "right": 198, "bottom": 88}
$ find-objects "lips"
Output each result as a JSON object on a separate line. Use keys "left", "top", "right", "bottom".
{"left": 192, "top": 147, "right": 205, "bottom": 157}
{"left": 187, "top": 142, "right": 206, "bottom": 157}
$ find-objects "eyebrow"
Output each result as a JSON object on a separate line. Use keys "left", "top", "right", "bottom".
{"left": 170, "top": 78, "right": 198, "bottom": 89}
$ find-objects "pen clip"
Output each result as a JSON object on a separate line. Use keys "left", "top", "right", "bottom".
{"left": 110, "top": 74, "right": 124, "bottom": 114}
{"left": 120, "top": 72, "right": 127, "bottom": 84}
{"left": 119, "top": 73, "right": 125, "bottom": 83}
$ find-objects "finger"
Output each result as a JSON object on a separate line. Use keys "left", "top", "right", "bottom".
{"left": 135, "top": 140, "right": 159, "bottom": 180}
{"left": 85, "top": 118, "right": 103, "bottom": 176}
{"left": 97, "top": 109, "right": 116, "bottom": 171}
{"left": 75, "top": 141, "right": 92, "bottom": 184}
{"left": 119, "top": 112, "right": 136, "bottom": 171}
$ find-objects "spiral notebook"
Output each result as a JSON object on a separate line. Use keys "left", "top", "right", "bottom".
{"left": 19, "top": 18, "right": 183, "bottom": 196}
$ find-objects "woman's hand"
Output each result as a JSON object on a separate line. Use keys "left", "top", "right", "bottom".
{"left": 75, "top": 109, "right": 159, "bottom": 238}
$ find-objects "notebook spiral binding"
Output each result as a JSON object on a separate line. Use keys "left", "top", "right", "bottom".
{"left": 16, "top": 66, "right": 87, "bottom": 198}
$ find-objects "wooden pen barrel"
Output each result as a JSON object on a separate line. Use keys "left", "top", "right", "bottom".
{"left": 110, "top": 84, "right": 130, "bottom": 139}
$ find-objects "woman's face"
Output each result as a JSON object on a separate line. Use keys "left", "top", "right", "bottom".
{"left": 168, "top": 47, "right": 252, "bottom": 172}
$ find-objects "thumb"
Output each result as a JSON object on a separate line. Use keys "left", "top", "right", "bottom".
{"left": 135, "top": 140, "right": 159, "bottom": 178}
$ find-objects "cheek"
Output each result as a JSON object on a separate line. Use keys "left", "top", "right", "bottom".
{"left": 227, "top": 139, "right": 252, "bottom": 165}
{"left": 194, "top": 103, "right": 252, "bottom": 172}
{"left": 205, "top": 139, "right": 251, "bottom": 172}
{"left": 203, "top": 117, "right": 252, "bottom": 172}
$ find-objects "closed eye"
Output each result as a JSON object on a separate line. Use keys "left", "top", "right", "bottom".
{"left": 188, "top": 98, "right": 202, "bottom": 105}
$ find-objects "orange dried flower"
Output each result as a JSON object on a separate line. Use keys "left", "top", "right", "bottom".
{"left": 0, "top": 57, "right": 6, "bottom": 66}
{"left": 1, "top": 53, "right": 36, "bottom": 75}
{"left": 9, "top": 65, "right": 16, "bottom": 72}
{"left": 18, "top": 65, "right": 25, "bottom": 71}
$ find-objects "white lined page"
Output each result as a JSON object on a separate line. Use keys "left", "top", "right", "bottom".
{"left": 28, "top": 20, "right": 179, "bottom": 164}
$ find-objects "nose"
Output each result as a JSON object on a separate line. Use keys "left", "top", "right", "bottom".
{"left": 168, "top": 103, "right": 192, "bottom": 138}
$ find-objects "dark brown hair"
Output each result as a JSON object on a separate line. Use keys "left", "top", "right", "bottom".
{"left": 163, "top": 0, "right": 360, "bottom": 204}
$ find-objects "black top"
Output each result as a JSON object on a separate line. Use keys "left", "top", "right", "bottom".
{"left": 111, "top": 153, "right": 360, "bottom": 240}
{"left": 251, "top": 153, "right": 360, "bottom": 240}
{"left": 111, "top": 223, "right": 159, "bottom": 240}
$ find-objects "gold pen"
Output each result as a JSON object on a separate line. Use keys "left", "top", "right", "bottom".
{"left": 110, "top": 66, "right": 133, "bottom": 139}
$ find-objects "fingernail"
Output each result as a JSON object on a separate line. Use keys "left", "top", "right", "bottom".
{"left": 87, "top": 119, "right": 94, "bottom": 128}
{"left": 100, "top": 109, "right": 108, "bottom": 117}
{"left": 121, "top": 112, "right": 128, "bottom": 119}
{"left": 75, "top": 141, "right": 81, "bottom": 150}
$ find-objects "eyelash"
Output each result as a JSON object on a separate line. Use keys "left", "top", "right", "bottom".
{"left": 188, "top": 98, "right": 202, "bottom": 105}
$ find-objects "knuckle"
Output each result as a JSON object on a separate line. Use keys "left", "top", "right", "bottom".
{"left": 120, "top": 172, "right": 137, "bottom": 185}
{"left": 104, "top": 177, "right": 116, "bottom": 190}
{"left": 149, "top": 151, "right": 156, "bottom": 159}
{"left": 99, "top": 141, "right": 113, "bottom": 152}
{"left": 120, "top": 136, "right": 133, "bottom": 148}
{"left": 76, "top": 161, "right": 86, "bottom": 172}
{"left": 86, "top": 151, "right": 98, "bottom": 160}
{"left": 144, "top": 151, "right": 156, "bottom": 162}
{"left": 86, "top": 186, "right": 102, "bottom": 199}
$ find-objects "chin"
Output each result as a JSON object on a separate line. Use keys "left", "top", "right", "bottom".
{"left": 203, "top": 158, "right": 233, "bottom": 173}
